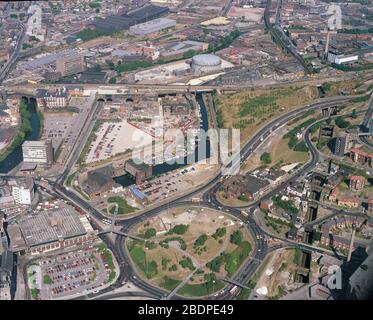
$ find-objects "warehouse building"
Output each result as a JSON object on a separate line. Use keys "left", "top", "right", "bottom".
{"left": 125, "top": 159, "right": 152, "bottom": 185}
{"left": 129, "top": 18, "right": 176, "bottom": 36}
{"left": 127, "top": 4, "right": 169, "bottom": 23}
{"left": 7, "top": 207, "right": 96, "bottom": 255}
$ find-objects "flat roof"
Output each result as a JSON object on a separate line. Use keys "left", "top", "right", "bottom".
{"left": 18, "top": 207, "right": 87, "bottom": 248}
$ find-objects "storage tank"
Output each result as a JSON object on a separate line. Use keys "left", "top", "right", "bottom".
{"left": 191, "top": 53, "right": 222, "bottom": 74}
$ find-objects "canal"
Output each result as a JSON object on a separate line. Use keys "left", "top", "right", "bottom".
{"left": 0, "top": 98, "right": 40, "bottom": 174}
{"left": 114, "top": 93, "right": 211, "bottom": 186}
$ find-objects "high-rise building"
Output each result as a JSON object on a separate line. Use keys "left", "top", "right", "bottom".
{"left": 10, "top": 177, "right": 34, "bottom": 205}
{"left": 56, "top": 53, "right": 85, "bottom": 77}
{"left": 22, "top": 140, "right": 53, "bottom": 164}
{"left": 333, "top": 133, "right": 348, "bottom": 156}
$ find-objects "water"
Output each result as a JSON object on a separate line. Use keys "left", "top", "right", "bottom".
{"left": 0, "top": 98, "right": 40, "bottom": 174}
{"left": 114, "top": 93, "right": 211, "bottom": 187}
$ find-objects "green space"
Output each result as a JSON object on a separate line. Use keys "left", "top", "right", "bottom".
{"left": 144, "top": 228, "right": 157, "bottom": 239}
{"left": 283, "top": 118, "right": 316, "bottom": 150}
{"left": 160, "top": 276, "right": 181, "bottom": 291}
{"left": 107, "top": 196, "right": 137, "bottom": 215}
{"left": 0, "top": 100, "right": 32, "bottom": 162}
{"left": 115, "top": 60, "right": 154, "bottom": 73}
{"left": 30, "top": 288, "right": 39, "bottom": 300}
{"left": 236, "top": 280, "right": 256, "bottom": 300}
{"left": 212, "top": 227, "right": 226, "bottom": 240}
{"left": 293, "top": 248, "right": 303, "bottom": 266}
{"left": 43, "top": 275, "right": 52, "bottom": 285}
{"left": 260, "top": 152, "right": 272, "bottom": 164}
{"left": 179, "top": 257, "right": 195, "bottom": 271}
{"left": 159, "top": 236, "right": 187, "bottom": 250}
{"left": 331, "top": 62, "right": 373, "bottom": 72}
{"left": 237, "top": 194, "right": 249, "bottom": 202}
{"left": 100, "top": 244, "right": 117, "bottom": 282}
{"left": 127, "top": 240, "right": 158, "bottom": 279}
{"left": 76, "top": 28, "right": 111, "bottom": 41}
{"left": 167, "top": 224, "right": 189, "bottom": 235}
{"left": 177, "top": 273, "right": 225, "bottom": 297}
{"left": 194, "top": 234, "right": 208, "bottom": 247}
{"left": 272, "top": 196, "right": 299, "bottom": 214}
{"left": 207, "top": 30, "right": 241, "bottom": 53}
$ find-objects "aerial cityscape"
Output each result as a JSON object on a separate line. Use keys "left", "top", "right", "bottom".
{"left": 1, "top": 0, "right": 373, "bottom": 303}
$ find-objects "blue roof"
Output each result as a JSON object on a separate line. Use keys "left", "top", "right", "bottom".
{"left": 129, "top": 185, "right": 145, "bottom": 200}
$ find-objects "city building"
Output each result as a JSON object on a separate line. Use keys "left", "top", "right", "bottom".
{"left": 56, "top": 52, "right": 85, "bottom": 77}
{"left": 83, "top": 165, "right": 119, "bottom": 198}
{"left": 349, "top": 176, "right": 367, "bottom": 191}
{"left": 125, "top": 159, "right": 152, "bottom": 185}
{"left": 7, "top": 207, "right": 96, "bottom": 255}
{"left": 327, "top": 50, "right": 359, "bottom": 65}
{"left": 333, "top": 132, "right": 349, "bottom": 156}
{"left": 223, "top": 174, "right": 270, "bottom": 201}
{"left": 36, "top": 88, "right": 68, "bottom": 109}
{"left": 338, "top": 197, "right": 360, "bottom": 209}
{"left": 350, "top": 148, "right": 373, "bottom": 167}
{"left": 191, "top": 54, "right": 222, "bottom": 74}
{"left": 9, "top": 177, "right": 34, "bottom": 205}
{"left": 22, "top": 140, "right": 53, "bottom": 165}
{"left": 129, "top": 18, "right": 176, "bottom": 36}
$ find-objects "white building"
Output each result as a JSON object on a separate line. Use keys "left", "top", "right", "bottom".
{"left": 10, "top": 178, "right": 34, "bottom": 205}
{"left": 22, "top": 140, "right": 53, "bottom": 164}
{"left": 327, "top": 51, "right": 358, "bottom": 65}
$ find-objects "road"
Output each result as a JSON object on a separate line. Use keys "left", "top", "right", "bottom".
{"left": 26, "top": 86, "right": 359, "bottom": 300}
{"left": 0, "top": 20, "right": 26, "bottom": 83}
{"left": 359, "top": 93, "right": 373, "bottom": 149}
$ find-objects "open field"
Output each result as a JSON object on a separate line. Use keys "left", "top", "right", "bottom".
{"left": 126, "top": 207, "right": 253, "bottom": 297}
{"left": 214, "top": 86, "right": 320, "bottom": 145}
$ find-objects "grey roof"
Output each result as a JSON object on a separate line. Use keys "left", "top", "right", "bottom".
{"left": 93, "top": 15, "right": 135, "bottom": 32}
{"left": 127, "top": 4, "right": 169, "bottom": 22}
{"left": 18, "top": 208, "right": 87, "bottom": 247}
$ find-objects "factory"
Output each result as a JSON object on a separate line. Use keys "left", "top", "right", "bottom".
{"left": 129, "top": 18, "right": 176, "bottom": 36}
{"left": 327, "top": 50, "right": 359, "bottom": 65}
{"left": 191, "top": 54, "right": 222, "bottom": 74}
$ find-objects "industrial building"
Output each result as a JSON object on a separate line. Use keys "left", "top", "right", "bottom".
{"left": 56, "top": 52, "right": 85, "bottom": 77}
{"left": 327, "top": 50, "right": 359, "bottom": 65}
{"left": 9, "top": 177, "right": 34, "bottom": 205}
{"left": 191, "top": 54, "right": 222, "bottom": 74}
{"left": 7, "top": 207, "right": 96, "bottom": 255}
{"left": 127, "top": 4, "right": 169, "bottom": 23}
{"left": 129, "top": 18, "right": 176, "bottom": 36}
{"left": 22, "top": 140, "right": 54, "bottom": 165}
{"left": 125, "top": 159, "right": 152, "bottom": 185}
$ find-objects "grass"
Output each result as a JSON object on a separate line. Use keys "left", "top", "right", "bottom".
{"left": 107, "top": 196, "right": 137, "bottom": 215}
{"left": 30, "top": 288, "right": 39, "bottom": 300}
{"left": 127, "top": 241, "right": 158, "bottom": 279}
{"left": 160, "top": 276, "right": 181, "bottom": 291}
{"left": 177, "top": 279, "right": 225, "bottom": 297}
{"left": 43, "top": 275, "right": 52, "bottom": 285}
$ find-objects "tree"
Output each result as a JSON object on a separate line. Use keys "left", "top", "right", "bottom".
{"left": 230, "top": 230, "right": 243, "bottom": 245}
{"left": 351, "top": 108, "right": 357, "bottom": 119}
{"left": 93, "top": 64, "right": 102, "bottom": 72}
{"left": 108, "top": 77, "right": 116, "bottom": 84}
{"left": 172, "top": 224, "right": 188, "bottom": 235}
{"left": 260, "top": 152, "right": 271, "bottom": 164}
{"left": 144, "top": 228, "right": 156, "bottom": 238}
{"left": 182, "top": 49, "right": 196, "bottom": 59}
{"left": 335, "top": 116, "right": 350, "bottom": 129}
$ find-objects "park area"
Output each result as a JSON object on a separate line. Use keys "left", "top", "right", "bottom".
{"left": 106, "top": 196, "right": 137, "bottom": 215}
{"left": 126, "top": 206, "right": 254, "bottom": 297}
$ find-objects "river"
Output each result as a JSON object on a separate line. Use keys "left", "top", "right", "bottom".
{"left": 114, "top": 93, "right": 211, "bottom": 187}
{"left": 0, "top": 98, "right": 40, "bottom": 174}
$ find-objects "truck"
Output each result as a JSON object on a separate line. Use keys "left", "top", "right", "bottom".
{"left": 191, "top": 197, "right": 201, "bottom": 203}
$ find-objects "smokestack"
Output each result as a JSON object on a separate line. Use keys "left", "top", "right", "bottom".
{"left": 347, "top": 224, "right": 356, "bottom": 262}
{"left": 324, "top": 30, "right": 330, "bottom": 58}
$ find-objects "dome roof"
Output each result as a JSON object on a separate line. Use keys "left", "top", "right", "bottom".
{"left": 192, "top": 54, "right": 221, "bottom": 66}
